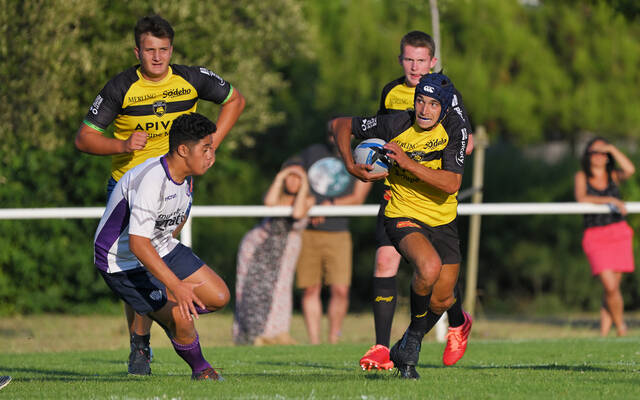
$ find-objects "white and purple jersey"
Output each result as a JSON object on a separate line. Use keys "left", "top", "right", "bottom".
{"left": 94, "top": 156, "right": 193, "bottom": 273}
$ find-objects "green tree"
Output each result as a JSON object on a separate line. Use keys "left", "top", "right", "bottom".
{"left": 0, "top": 0, "right": 313, "bottom": 313}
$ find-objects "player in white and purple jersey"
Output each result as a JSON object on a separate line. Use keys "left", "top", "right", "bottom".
{"left": 94, "top": 113, "right": 229, "bottom": 381}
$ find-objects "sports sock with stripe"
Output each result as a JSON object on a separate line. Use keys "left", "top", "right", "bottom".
{"left": 372, "top": 276, "right": 397, "bottom": 347}
{"left": 171, "top": 334, "right": 211, "bottom": 374}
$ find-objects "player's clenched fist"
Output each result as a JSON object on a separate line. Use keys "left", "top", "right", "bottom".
{"left": 124, "top": 131, "right": 148, "bottom": 152}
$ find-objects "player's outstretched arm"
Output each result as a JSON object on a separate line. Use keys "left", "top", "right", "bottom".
{"left": 211, "top": 88, "right": 246, "bottom": 150}
{"left": 75, "top": 123, "right": 147, "bottom": 155}
{"left": 129, "top": 234, "right": 205, "bottom": 321}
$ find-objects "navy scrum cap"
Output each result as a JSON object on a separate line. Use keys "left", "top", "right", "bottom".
{"left": 414, "top": 73, "right": 455, "bottom": 123}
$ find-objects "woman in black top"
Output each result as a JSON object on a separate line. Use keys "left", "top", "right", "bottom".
{"left": 574, "top": 137, "right": 635, "bottom": 336}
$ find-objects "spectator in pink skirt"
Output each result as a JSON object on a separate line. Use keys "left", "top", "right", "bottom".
{"left": 575, "top": 137, "right": 635, "bottom": 337}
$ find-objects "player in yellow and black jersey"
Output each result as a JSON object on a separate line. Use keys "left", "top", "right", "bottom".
{"left": 356, "top": 31, "right": 473, "bottom": 373}
{"left": 82, "top": 63, "right": 237, "bottom": 182}
{"left": 74, "top": 15, "right": 245, "bottom": 378}
{"left": 330, "top": 73, "right": 471, "bottom": 379}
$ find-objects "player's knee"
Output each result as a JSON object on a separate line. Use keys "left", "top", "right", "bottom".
{"left": 374, "top": 248, "right": 401, "bottom": 276}
{"left": 206, "top": 285, "right": 230, "bottom": 311}
{"left": 414, "top": 261, "right": 440, "bottom": 287}
{"left": 429, "top": 295, "right": 455, "bottom": 314}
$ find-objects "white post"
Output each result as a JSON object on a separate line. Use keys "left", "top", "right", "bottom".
{"left": 180, "top": 214, "right": 193, "bottom": 248}
{"left": 464, "top": 127, "right": 488, "bottom": 315}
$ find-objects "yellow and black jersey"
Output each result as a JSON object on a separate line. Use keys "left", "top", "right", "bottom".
{"left": 83, "top": 64, "right": 233, "bottom": 181}
{"left": 378, "top": 76, "right": 415, "bottom": 114}
{"left": 378, "top": 75, "right": 472, "bottom": 124}
{"left": 352, "top": 111, "right": 468, "bottom": 227}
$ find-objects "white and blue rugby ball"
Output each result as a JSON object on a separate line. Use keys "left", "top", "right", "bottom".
{"left": 353, "top": 138, "right": 391, "bottom": 174}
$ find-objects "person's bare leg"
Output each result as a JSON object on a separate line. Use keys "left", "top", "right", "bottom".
{"left": 599, "top": 304, "right": 612, "bottom": 337}
{"left": 599, "top": 270, "right": 627, "bottom": 337}
{"left": 328, "top": 284, "right": 349, "bottom": 344}
{"left": 183, "top": 265, "right": 231, "bottom": 313}
{"left": 125, "top": 302, "right": 153, "bottom": 336}
{"left": 302, "top": 284, "right": 323, "bottom": 344}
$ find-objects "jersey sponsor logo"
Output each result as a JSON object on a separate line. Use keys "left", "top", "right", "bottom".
{"left": 360, "top": 117, "right": 377, "bottom": 131}
{"left": 162, "top": 87, "right": 191, "bottom": 98}
{"left": 128, "top": 93, "right": 158, "bottom": 104}
{"left": 387, "top": 95, "right": 412, "bottom": 109}
{"left": 423, "top": 137, "right": 447, "bottom": 151}
{"left": 155, "top": 213, "right": 186, "bottom": 230}
{"left": 135, "top": 120, "right": 172, "bottom": 132}
{"left": 149, "top": 290, "right": 163, "bottom": 301}
{"left": 456, "top": 128, "right": 467, "bottom": 166}
{"left": 375, "top": 295, "right": 394, "bottom": 303}
{"left": 396, "top": 220, "right": 420, "bottom": 229}
{"left": 452, "top": 94, "right": 459, "bottom": 107}
{"left": 89, "top": 95, "right": 104, "bottom": 115}
{"left": 153, "top": 101, "right": 167, "bottom": 117}
{"left": 199, "top": 67, "right": 226, "bottom": 86}
{"left": 165, "top": 193, "right": 176, "bottom": 201}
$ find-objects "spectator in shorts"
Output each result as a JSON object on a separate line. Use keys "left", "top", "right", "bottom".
{"left": 296, "top": 132, "right": 372, "bottom": 344}
{"left": 575, "top": 137, "right": 635, "bottom": 337}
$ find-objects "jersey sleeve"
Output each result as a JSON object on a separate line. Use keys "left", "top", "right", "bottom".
{"left": 127, "top": 175, "right": 162, "bottom": 239}
{"left": 377, "top": 85, "right": 390, "bottom": 115}
{"left": 441, "top": 111, "right": 468, "bottom": 174}
{"left": 83, "top": 79, "right": 124, "bottom": 132}
{"left": 352, "top": 112, "right": 413, "bottom": 142}
{"left": 450, "top": 88, "right": 473, "bottom": 134}
{"left": 178, "top": 65, "right": 233, "bottom": 105}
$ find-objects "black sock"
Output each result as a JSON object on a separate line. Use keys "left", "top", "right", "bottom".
{"left": 447, "top": 284, "right": 465, "bottom": 327}
{"left": 422, "top": 309, "right": 444, "bottom": 335}
{"left": 131, "top": 333, "right": 150, "bottom": 350}
{"left": 372, "top": 276, "right": 397, "bottom": 347}
{"left": 408, "top": 285, "right": 430, "bottom": 334}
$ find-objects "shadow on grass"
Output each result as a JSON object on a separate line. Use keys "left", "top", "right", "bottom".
{"left": 0, "top": 366, "right": 135, "bottom": 382}
{"left": 254, "top": 360, "right": 355, "bottom": 372}
{"left": 418, "top": 362, "right": 613, "bottom": 372}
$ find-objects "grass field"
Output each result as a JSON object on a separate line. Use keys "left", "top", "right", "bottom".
{"left": 1, "top": 313, "right": 639, "bottom": 399}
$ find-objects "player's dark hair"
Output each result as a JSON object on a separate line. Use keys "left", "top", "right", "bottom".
{"left": 169, "top": 113, "right": 216, "bottom": 153}
{"left": 134, "top": 15, "right": 175, "bottom": 48}
{"left": 400, "top": 31, "right": 436, "bottom": 58}
{"left": 581, "top": 136, "right": 615, "bottom": 178}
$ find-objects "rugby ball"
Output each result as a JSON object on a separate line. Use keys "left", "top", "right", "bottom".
{"left": 353, "top": 138, "right": 391, "bottom": 174}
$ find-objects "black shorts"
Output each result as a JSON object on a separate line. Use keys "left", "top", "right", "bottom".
{"left": 99, "top": 243, "right": 205, "bottom": 314}
{"left": 383, "top": 216, "right": 461, "bottom": 265}
{"left": 375, "top": 185, "right": 394, "bottom": 248}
